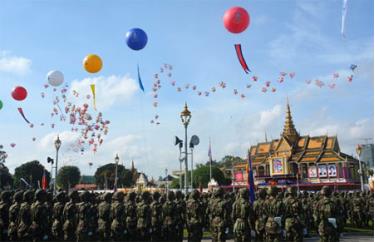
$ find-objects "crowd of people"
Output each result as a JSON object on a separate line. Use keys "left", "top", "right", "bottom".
{"left": 0, "top": 186, "right": 373, "bottom": 242}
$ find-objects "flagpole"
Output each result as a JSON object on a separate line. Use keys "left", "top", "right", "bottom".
{"left": 209, "top": 137, "right": 212, "bottom": 181}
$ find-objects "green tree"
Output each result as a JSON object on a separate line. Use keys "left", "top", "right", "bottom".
{"left": 56, "top": 166, "right": 81, "bottom": 190}
{"left": 94, "top": 163, "right": 133, "bottom": 189}
{"left": 0, "top": 163, "right": 13, "bottom": 189}
{"left": 217, "top": 155, "right": 245, "bottom": 168}
{"left": 170, "top": 165, "right": 230, "bottom": 189}
{"left": 14, "top": 160, "right": 51, "bottom": 189}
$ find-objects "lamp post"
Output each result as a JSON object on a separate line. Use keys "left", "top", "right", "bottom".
{"left": 165, "top": 168, "right": 169, "bottom": 193}
{"left": 180, "top": 103, "right": 191, "bottom": 194}
{"left": 114, "top": 154, "right": 120, "bottom": 191}
{"left": 356, "top": 145, "right": 364, "bottom": 192}
{"left": 54, "top": 136, "right": 61, "bottom": 194}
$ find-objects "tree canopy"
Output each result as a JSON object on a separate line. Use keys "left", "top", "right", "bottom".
{"left": 13, "top": 160, "right": 51, "bottom": 189}
{"left": 94, "top": 163, "right": 133, "bottom": 189}
{"left": 56, "top": 166, "right": 81, "bottom": 190}
{"left": 0, "top": 163, "right": 13, "bottom": 189}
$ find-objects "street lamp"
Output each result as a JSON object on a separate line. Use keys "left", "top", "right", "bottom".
{"left": 114, "top": 154, "right": 120, "bottom": 191}
{"left": 180, "top": 102, "right": 191, "bottom": 194}
{"left": 356, "top": 145, "right": 364, "bottom": 192}
{"left": 54, "top": 136, "right": 61, "bottom": 194}
{"left": 175, "top": 136, "right": 184, "bottom": 191}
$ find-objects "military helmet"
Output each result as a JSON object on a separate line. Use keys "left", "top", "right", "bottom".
{"left": 142, "top": 191, "right": 150, "bottom": 200}
{"left": 258, "top": 188, "right": 267, "bottom": 199}
{"left": 112, "top": 191, "right": 124, "bottom": 201}
{"left": 103, "top": 192, "right": 112, "bottom": 202}
{"left": 268, "top": 186, "right": 278, "bottom": 197}
{"left": 190, "top": 190, "right": 200, "bottom": 200}
{"left": 13, "top": 190, "right": 23, "bottom": 203}
{"left": 69, "top": 190, "right": 79, "bottom": 201}
{"left": 175, "top": 190, "right": 183, "bottom": 199}
{"left": 35, "top": 189, "right": 47, "bottom": 201}
{"left": 167, "top": 191, "right": 175, "bottom": 201}
{"left": 0, "top": 191, "right": 11, "bottom": 201}
{"left": 55, "top": 191, "right": 65, "bottom": 202}
{"left": 153, "top": 191, "right": 161, "bottom": 200}
{"left": 23, "top": 190, "right": 34, "bottom": 203}
{"left": 79, "top": 191, "right": 90, "bottom": 202}
{"left": 320, "top": 186, "right": 332, "bottom": 197}
{"left": 127, "top": 191, "right": 136, "bottom": 201}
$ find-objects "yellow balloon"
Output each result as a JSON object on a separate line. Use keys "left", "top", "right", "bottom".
{"left": 83, "top": 54, "right": 103, "bottom": 73}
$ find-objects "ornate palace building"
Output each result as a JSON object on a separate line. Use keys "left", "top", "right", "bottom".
{"left": 233, "top": 101, "right": 363, "bottom": 191}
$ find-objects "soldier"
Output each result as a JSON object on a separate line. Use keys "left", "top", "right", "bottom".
{"left": 253, "top": 189, "right": 267, "bottom": 241}
{"left": 51, "top": 191, "right": 65, "bottom": 241}
{"left": 186, "top": 190, "right": 204, "bottom": 242}
{"left": 332, "top": 192, "right": 344, "bottom": 236}
{"left": 45, "top": 192, "right": 54, "bottom": 239}
{"left": 366, "top": 191, "right": 374, "bottom": 227}
{"left": 98, "top": 193, "right": 112, "bottom": 241}
{"left": 76, "top": 191, "right": 91, "bottom": 241}
{"left": 125, "top": 192, "right": 138, "bottom": 241}
{"left": 162, "top": 191, "right": 177, "bottom": 241}
{"left": 8, "top": 191, "right": 23, "bottom": 241}
{"left": 352, "top": 192, "right": 364, "bottom": 227}
{"left": 30, "top": 189, "right": 49, "bottom": 242}
{"left": 17, "top": 190, "right": 34, "bottom": 241}
{"left": 175, "top": 191, "right": 186, "bottom": 242}
{"left": 110, "top": 191, "right": 125, "bottom": 241}
{"left": 207, "top": 187, "right": 227, "bottom": 242}
{"left": 265, "top": 187, "right": 283, "bottom": 242}
{"left": 150, "top": 191, "right": 162, "bottom": 241}
{"left": 88, "top": 193, "right": 98, "bottom": 241}
{"left": 0, "top": 191, "right": 11, "bottom": 241}
{"left": 63, "top": 191, "right": 79, "bottom": 241}
{"left": 137, "top": 191, "right": 152, "bottom": 241}
{"left": 283, "top": 187, "right": 303, "bottom": 242}
{"left": 232, "top": 188, "right": 252, "bottom": 242}
{"left": 316, "top": 186, "right": 339, "bottom": 242}
{"left": 300, "top": 191, "right": 312, "bottom": 237}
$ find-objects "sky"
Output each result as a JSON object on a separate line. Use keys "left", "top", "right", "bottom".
{"left": 0, "top": 0, "right": 373, "bottom": 179}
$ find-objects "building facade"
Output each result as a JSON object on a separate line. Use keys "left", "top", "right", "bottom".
{"left": 233, "top": 101, "right": 363, "bottom": 191}
{"left": 359, "top": 143, "right": 374, "bottom": 169}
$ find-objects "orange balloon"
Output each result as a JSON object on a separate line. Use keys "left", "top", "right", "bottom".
{"left": 83, "top": 54, "right": 102, "bottom": 73}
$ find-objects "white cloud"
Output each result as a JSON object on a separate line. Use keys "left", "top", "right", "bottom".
{"left": 349, "top": 119, "right": 372, "bottom": 139}
{"left": 70, "top": 75, "right": 138, "bottom": 110}
{"left": 259, "top": 104, "right": 282, "bottom": 128}
{"left": 0, "top": 51, "right": 32, "bottom": 75}
{"left": 38, "top": 131, "right": 80, "bottom": 150}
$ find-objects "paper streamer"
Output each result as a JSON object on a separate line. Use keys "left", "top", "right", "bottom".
{"left": 17, "top": 107, "right": 30, "bottom": 124}
{"left": 90, "top": 84, "right": 96, "bottom": 110}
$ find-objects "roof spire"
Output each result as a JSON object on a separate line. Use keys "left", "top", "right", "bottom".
{"left": 282, "top": 98, "right": 299, "bottom": 144}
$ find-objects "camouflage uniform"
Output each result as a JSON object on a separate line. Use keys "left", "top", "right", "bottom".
{"left": 352, "top": 192, "right": 364, "bottom": 227}
{"left": 98, "top": 193, "right": 112, "bottom": 241}
{"left": 30, "top": 190, "right": 49, "bottom": 242}
{"left": 301, "top": 191, "right": 312, "bottom": 237}
{"left": 17, "top": 190, "right": 34, "bottom": 241}
{"left": 253, "top": 189, "right": 268, "bottom": 241}
{"left": 124, "top": 192, "right": 137, "bottom": 241}
{"left": 186, "top": 190, "right": 204, "bottom": 242}
{"left": 366, "top": 192, "right": 374, "bottom": 227}
{"left": 232, "top": 188, "right": 252, "bottom": 242}
{"left": 283, "top": 187, "right": 303, "bottom": 242}
{"left": 207, "top": 188, "right": 227, "bottom": 242}
{"left": 162, "top": 191, "right": 177, "bottom": 241}
{"left": 316, "top": 186, "right": 339, "bottom": 242}
{"left": 51, "top": 192, "right": 65, "bottom": 241}
{"left": 0, "top": 191, "right": 11, "bottom": 241}
{"left": 150, "top": 191, "right": 162, "bottom": 241}
{"left": 76, "top": 191, "right": 91, "bottom": 241}
{"left": 8, "top": 191, "right": 23, "bottom": 241}
{"left": 175, "top": 191, "right": 186, "bottom": 242}
{"left": 63, "top": 191, "right": 79, "bottom": 241}
{"left": 110, "top": 191, "right": 125, "bottom": 241}
{"left": 88, "top": 193, "right": 98, "bottom": 241}
{"left": 265, "top": 187, "right": 283, "bottom": 242}
{"left": 136, "top": 191, "right": 152, "bottom": 241}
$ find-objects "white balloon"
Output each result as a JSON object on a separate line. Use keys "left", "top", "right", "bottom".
{"left": 47, "top": 70, "right": 64, "bottom": 87}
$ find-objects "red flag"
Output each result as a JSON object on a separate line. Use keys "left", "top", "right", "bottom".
{"left": 41, "top": 169, "right": 47, "bottom": 191}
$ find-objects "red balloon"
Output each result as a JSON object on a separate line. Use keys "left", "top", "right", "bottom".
{"left": 223, "top": 7, "right": 250, "bottom": 34}
{"left": 11, "top": 86, "right": 28, "bottom": 101}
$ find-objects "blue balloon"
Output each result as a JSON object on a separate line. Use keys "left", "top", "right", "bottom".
{"left": 126, "top": 28, "right": 148, "bottom": 51}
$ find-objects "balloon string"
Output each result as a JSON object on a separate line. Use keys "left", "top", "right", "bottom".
{"left": 17, "top": 107, "right": 30, "bottom": 124}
